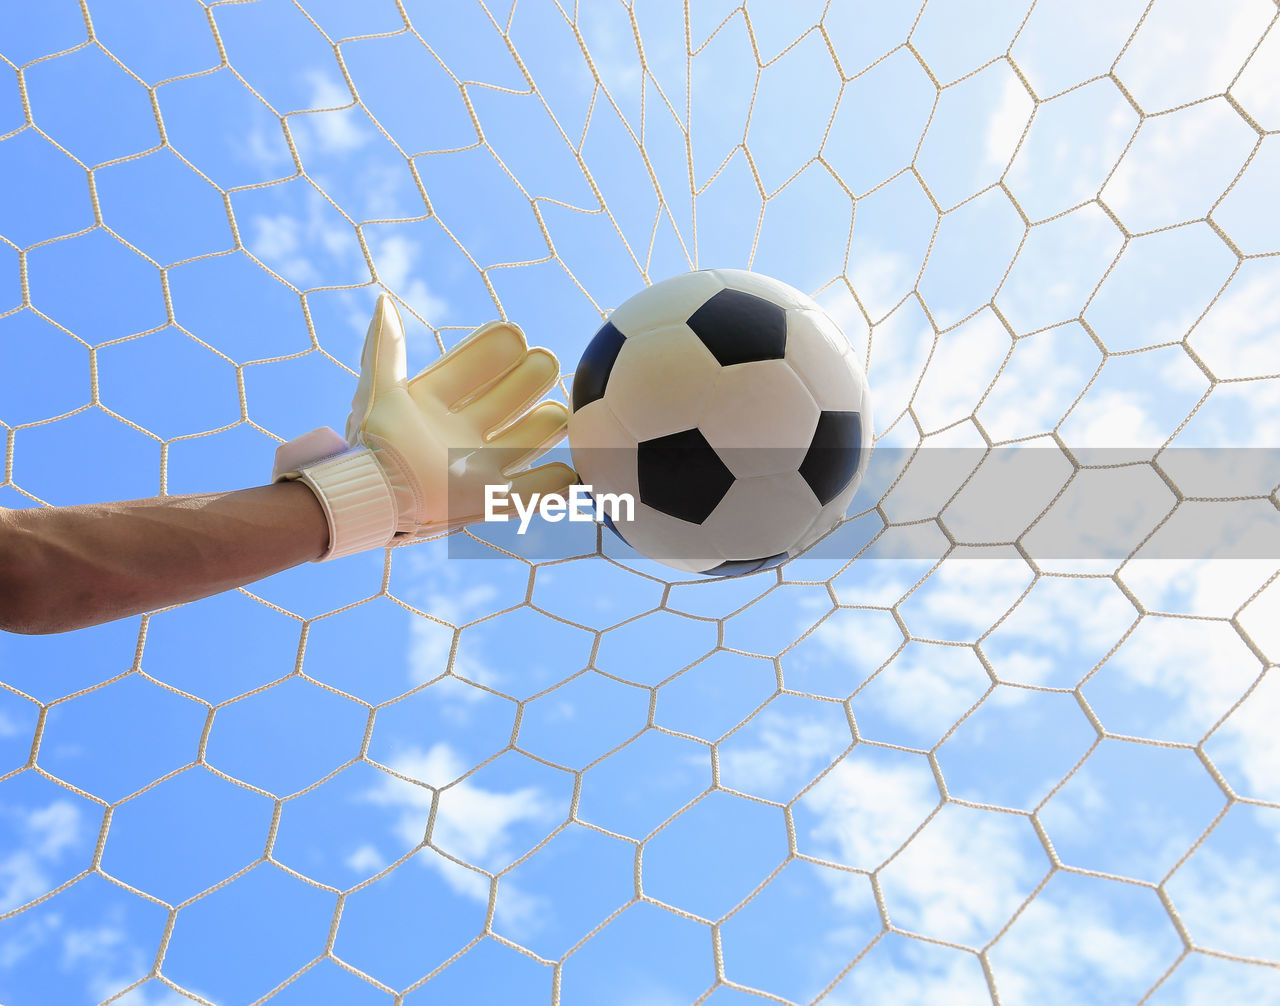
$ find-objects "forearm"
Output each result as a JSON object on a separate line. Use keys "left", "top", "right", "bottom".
{"left": 0, "top": 482, "right": 329, "bottom": 635}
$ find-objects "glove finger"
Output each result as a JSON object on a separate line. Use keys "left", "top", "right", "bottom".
{"left": 465, "top": 348, "right": 560, "bottom": 438}
{"left": 508, "top": 461, "right": 579, "bottom": 504}
{"left": 487, "top": 400, "right": 570, "bottom": 475}
{"left": 439, "top": 462, "right": 577, "bottom": 530}
{"left": 349, "top": 294, "right": 408, "bottom": 439}
{"left": 410, "top": 321, "right": 527, "bottom": 409}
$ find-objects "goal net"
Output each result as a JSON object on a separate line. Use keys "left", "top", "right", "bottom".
{"left": 1, "top": 0, "right": 1279, "bottom": 1003}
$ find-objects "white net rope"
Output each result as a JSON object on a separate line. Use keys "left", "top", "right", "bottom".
{"left": 2, "top": 0, "right": 1280, "bottom": 1003}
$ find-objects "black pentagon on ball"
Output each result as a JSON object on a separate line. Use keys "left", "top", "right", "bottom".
{"left": 705, "top": 551, "right": 788, "bottom": 577}
{"left": 799, "top": 411, "right": 864, "bottom": 506}
{"left": 637, "top": 428, "right": 735, "bottom": 525}
{"left": 686, "top": 288, "right": 787, "bottom": 366}
{"left": 571, "top": 320, "right": 626, "bottom": 411}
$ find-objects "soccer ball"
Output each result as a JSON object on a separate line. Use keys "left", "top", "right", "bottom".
{"left": 568, "top": 269, "right": 872, "bottom": 576}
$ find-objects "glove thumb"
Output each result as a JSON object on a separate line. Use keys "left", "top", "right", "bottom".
{"left": 348, "top": 293, "right": 408, "bottom": 442}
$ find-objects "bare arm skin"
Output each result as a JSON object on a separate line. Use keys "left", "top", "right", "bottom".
{"left": 0, "top": 482, "right": 329, "bottom": 635}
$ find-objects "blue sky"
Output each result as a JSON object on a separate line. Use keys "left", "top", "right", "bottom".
{"left": 3, "top": 0, "right": 1280, "bottom": 1004}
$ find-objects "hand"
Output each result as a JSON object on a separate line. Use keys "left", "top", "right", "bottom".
{"left": 273, "top": 295, "right": 575, "bottom": 559}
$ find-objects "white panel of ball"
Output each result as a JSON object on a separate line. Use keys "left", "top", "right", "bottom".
{"left": 785, "top": 309, "right": 868, "bottom": 413}
{"left": 710, "top": 268, "right": 816, "bottom": 312}
{"left": 605, "top": 324, "right": 722, "bottom": 442}
{"left": 622, "top": 502, "right": 725, "bottom": 574}
{"left": 699, "top": 359, "right": 820, "bottom": 479}
{"left": 568, "top": 399, "right": 641, "bottom": 500}
{"left": 703, "top": 471, "right": 824, "bottom": 560}
{"left": 607, "top": 270, "right": 725, "bottom": 336}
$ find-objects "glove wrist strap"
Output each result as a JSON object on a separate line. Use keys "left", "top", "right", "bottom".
{"left": 363, "top": 436, "right": 422, "bottom": 534}
{"left": 295, "top": 448, "right": 398, "bottom": 561}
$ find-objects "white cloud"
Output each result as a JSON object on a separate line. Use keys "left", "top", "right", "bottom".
{"left": 1188, "top": 260, "right": 1280, "bottom": 380}
{"left": 364, "top": 744, "right": 455, "bottom": 815}
{"left": 1018, "top": 465, "right": 1178, "bottom": 572}
{"left": 400, "top": 545, "right": 501, "bottom": 687}
{"left": 917, "top": 61, "right": 1032, "bottom": 208}
{"left": 940, "top": 443, "right": 1076, "bottom": 551}
{"left": 81, "top": 932, "right": 191, "bottom": 1006}
{"left": 401, "top": 543, "right": 502, "bottom": 627}
{"left": 1115, "top": 0, "right": 1276, "bottom": 112}
{"left": 239, "top": 123, "right": 293, "bottom": 176}
{"left": 989, "top": 875, "right": 1178, "bottom": 1004}
{"left": 62, "top": 917, "right": 127, "bottom": 967}
{"left": 434, "top": 773, "right": 556, "bottom": 869}
{"left": 1208, "top": 670, "right": 1280, "bottom": 803}
{"left": 248, "top": 212, "right": 301, "bottom": 261}
{"left": 718, "top": 700, "right": 851, "bottom": 800}
{"left": 991, "top": 651, "right": 1056, "bottom": 688}
{"left": 300, "top": 71, "right": 371, "bottom": 154}
{"left": 829, "top": 537, "right": 947, "bottom": 610}
{"left": 998, "top": 205, "right": 1125, "bottom": 336}
{"left": 1005, "top": 78, "right": 1139, "bottom": 222}
{"left": 1118, "top": 558, "right": 1276, "bottom": 617}
{"left": 912, "top": 310, "right": 1011, "bottom": 433}
{"left": 1232, "top": 19, "right": 1280, "bottom": 130}
{"left": 880, "top": 424, "right": 990, "bottom": 529}
{"left": 362, "top": 744, "right": 558, "bottom": 935}
{"left": 878, "top": 804, "right": 1045, "bottom": 947}
{"left": 978, "top": 324, "right": 1100, "bottom": 442}
{"left": 417, "top": 606, "right": 501, "bottom": 686}
{"left": 488, "top": 873, "right": 547, "bottom": 940}
{"left": 828, "top": 935, "right": 993, "bottom": 1006}
{"left": 1101, "top": 616, "right": 1260, "bottom": 742}
{"left": 866, "top": 300, "right": 937, "bottom": 436}
{"left": 407, "top": 616, "right": 455, "bottom": 687}
{"left": 0, "top": 798, "right": 82, "bottom": 913}
{"left": 1165, "top": 811, "right": 1280, "bottom": 962}
{"left": 797, "top": 751, "right": 940, "bottom": 870}
{"left": 249, "top": 173, "right": 450, "bottom": 321}
{"left": 344, "top": 844, "right": 387, "bottom": 875}
{"left": 1176, "top": 378, "right": 1280, "bottom": 450}
{"left": 0, "top": 900, "right": 184, "bottom": 1006}
{"left": 898, "top": 555, "right": 1035, "bottom": 643}
{"left": 25, "top": 800, "right": 80, "bottom": 859}
{"left": 1061, "top": 390, "right": 1165, "bottom": 448}
{"left": 847, "top": 246, "right": 914, "bottom": 325}
{"left": 1152, "top": 953, "right": 1280, "bottom": 1006}
{"left": 0, "top": 910, "right": 61, "bottom": 970}
{"left": 1102, "top": 99, "right": 1257, "bottom": 233}
{"left": 1052, "top": 341, "right": 1205, "bottom": 455}
{"left": 981, "top": 573, "right": 1138, "bottom": 689}
{"left": 1237, "top": 573, "right": 1280, "bottom": 660}
{"left": 249, "top": 212, "right": 319, "bottom": 287}
{"left": 809, "top": 608, "right": 905, "bottom": 667}
{"left": 1010, "top": 0, "right": 1150, "bottom": 99}
{"left": 985, "top": 70, "right": 1034, "bottom": 171}
{"left": 853, "top": 642, "right": 991, "bottom": 746}
{"left": 369, "top": 233, "right": 451, "bottom": 326}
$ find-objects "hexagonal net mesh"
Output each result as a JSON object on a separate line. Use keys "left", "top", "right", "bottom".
{"left": 2, "top": 0, "right": 1280, "bottom": 1004}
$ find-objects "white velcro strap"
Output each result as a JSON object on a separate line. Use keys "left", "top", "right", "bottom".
{"left": 272, "top": 426, "right": 350, "bottom": 483}
{"left": 296, "top": 447, "right": 398, "bottom": 561}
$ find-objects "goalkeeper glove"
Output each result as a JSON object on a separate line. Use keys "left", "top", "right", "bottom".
{"left": 272, "top": 294, "right": 575, "bottom": 560}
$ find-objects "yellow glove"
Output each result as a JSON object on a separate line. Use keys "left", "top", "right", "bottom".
{"left": 273, "top": 295, "right": 575, "bottom": 560}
